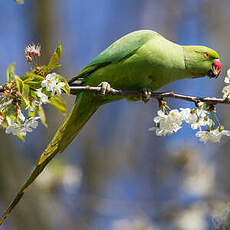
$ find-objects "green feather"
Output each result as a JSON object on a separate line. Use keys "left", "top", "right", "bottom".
{"left": 69, "top": 30, "right": 160, "bottom": 84}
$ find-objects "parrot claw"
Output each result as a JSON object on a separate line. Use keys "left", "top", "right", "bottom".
{"left": 98, "top": 82, "right": 111, "bottom": 95}
{"left": 141, "top": 88, "right": 152, "bottom": 103}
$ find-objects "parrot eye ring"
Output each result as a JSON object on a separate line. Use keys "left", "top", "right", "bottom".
{"left": 203, "top": 52, "right": 210, "bottom": 59}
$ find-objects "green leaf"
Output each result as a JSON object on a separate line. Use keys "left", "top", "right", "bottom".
{"left": 20, "top": 74, "right": 31, "bottom": 81}
{"left": 28, "top": 107, "right": 37, "bottom": 118}
{"left": 24, "top": 73, "right": 45, "bottom": 81}
{"left": 57, "top": 74, "right": 70, "bottom": 95}
{"left": 25, "top": 81, "right": 43, "bottom": 90}
{"left": 62, "top": 84, "right": 70, "bottom": 95}
{"left": 30, "top": 90, "right": 38, "bottom": 100}
{"left": 47, "top": 43, "right": 62, "bottom": 72}
{"left": 49, "top": 95, "right": 66, "bottom": 115}
{"left": 21, "top": 73, "right": 44, "bottom": 82}
{"left": 22, "top": 83, "right": 30, "bottom": 100}
{"left": 7, "top": 64, "right": 16, "bottom": 82}
{"left": 21, "top": 96, "right": 30, "bottom": 110}
{"left": 38, "top": 106, "right": 47, "bottom": 128}
{"left": 16, "top": 77, "right": 23, "bottom": 94}
{"left": 21, "top": 73, "right": 45, "bottom": 90}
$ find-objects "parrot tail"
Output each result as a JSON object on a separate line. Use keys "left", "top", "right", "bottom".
{"left": 0, "top": 93, "right": 101, "bottom": 226}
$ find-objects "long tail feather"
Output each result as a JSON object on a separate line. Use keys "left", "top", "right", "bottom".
{"left": 0, "top": 93, "right": 100, "bottom": 226}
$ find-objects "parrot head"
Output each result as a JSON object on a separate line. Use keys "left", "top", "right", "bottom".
{"left": 183, "top": 46, "right": 221, "bottom": 79}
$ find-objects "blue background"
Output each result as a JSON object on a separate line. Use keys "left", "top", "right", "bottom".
{"left": 0, "top": 1, "right": 230, "bottom": 230}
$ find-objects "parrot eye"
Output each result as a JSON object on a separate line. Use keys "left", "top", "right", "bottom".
{"left": 203, "top": 52, "right": 210, "bottom": 59}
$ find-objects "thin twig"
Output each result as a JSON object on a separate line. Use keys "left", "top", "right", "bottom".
{"left": 69, "top": 85, "right": 229, "bottom": 105}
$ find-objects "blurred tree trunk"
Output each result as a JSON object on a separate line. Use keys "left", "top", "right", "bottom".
{"left": 0, "top": 135, "right": 53, "bottom": 230}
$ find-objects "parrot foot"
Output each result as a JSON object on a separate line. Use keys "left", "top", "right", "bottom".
{"left": 141, "top": 88, "right": 152, "bottom": 103}
{"left": 98, "top": 82, "right": 111, "bottom": 95}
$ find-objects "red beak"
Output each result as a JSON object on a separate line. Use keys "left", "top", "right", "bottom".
{"left": 207, "top": 59, "right": 221, "bottom": 78}
{"left": 213, "top": 59, "right": 221, "bottom": 78}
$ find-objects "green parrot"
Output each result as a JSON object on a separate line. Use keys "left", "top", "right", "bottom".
{"left": 0, "top": 30, "right": 221, "bottom": 225}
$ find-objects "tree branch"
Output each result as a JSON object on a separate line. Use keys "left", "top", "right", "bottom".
{"left": 69, "top": 85, "right": 229, "bottom": 105}
{"left": 0, "top": 83, "right": 228, "bottom": 105}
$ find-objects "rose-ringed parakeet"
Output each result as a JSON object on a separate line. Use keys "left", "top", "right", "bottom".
{"left": 0, "top": 30, "right": 221, "bottom": 225}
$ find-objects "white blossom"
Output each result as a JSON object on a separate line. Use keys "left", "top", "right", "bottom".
{"left": 196, "top": 102, "right": 207, "bottom": 117}
{"left": 36, "top": 88, "right": 49, "bottom": 104}
{"left": 5, "top": 118, "right": 19, "bottom": 135}
{"left": 168, "top": 109, "right": 183, "bottom": 124}
{"left": 26, "top": 99, "right": 39, "bottom": 113}
{"left": 198, "top": 116, "right": 213, "bottom": 127}
{"left": 17, "top": 108, "right": 25, "bottom": 122}
{"left": 5, "top": 116, "right": 40, "bottom": 137}
{"left": 41, "top": 73, "right": 65, "bottom": 96}
{"left": 191, "top": 122, "right": 200, "bottom": 130}
{"left": 41, "top": 73, "right": 58, "bottom": 91}
{"left": 179, "top": 107, "right": 212, "bottom": 130}
{"left": 196, "top": 108, "right": 207, "bottom": 118}
{"left": 51, "top": 82, "right": 65, "bottom": 96}
{"left": 197, "top": 101, "right": 204, "bottom": 107}
{"left": 5, "top": 118, "right": 26, "bottom": 136}
{"left": 222, "top": 85, "right": 230, "bottom": 99}
{"left": 196, "top": 128, "right": 230, "bottom": 143}
{"left": 28, "top": 100, "right": 39, "bottom": 113}
{"left": 196, "top": 130, "right": 214, "bottom": 143}
{"left": 224, "top": 69, "right": 230, "bottom": 83}
{"left": 24, "top": 117, "right": 40, "bottom": 132}
{"left": 180, "top": 108, "right": 197, "bottom": 125}
{"left": 150, "top": 109, "right": 183, "bottom": 136}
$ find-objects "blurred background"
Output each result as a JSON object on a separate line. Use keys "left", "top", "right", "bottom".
{"left": 0, "top": 0, "right": 230, "bottom": 229}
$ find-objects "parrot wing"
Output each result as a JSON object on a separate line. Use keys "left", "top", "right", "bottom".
{"left": 68, "top": 30, "right": 160, "bottom": 84}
